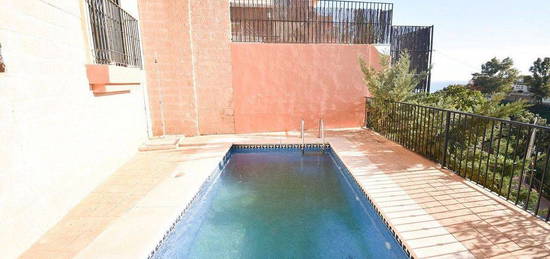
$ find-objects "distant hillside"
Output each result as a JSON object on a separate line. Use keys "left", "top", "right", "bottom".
{"left": 430, "top": 80, "right": 468, "bottom": 93}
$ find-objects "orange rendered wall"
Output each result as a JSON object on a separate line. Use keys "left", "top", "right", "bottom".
{"left": 231, "top": 43, "right": 381, "bottom": 133}
{"left": 138, "top": 0, "right": 199, "bottom": 136}
{"left": 188, "top": 0, "right": 235, "bottom": 135}
{"left": 138, "top": 0, "right": 235, "bottom": 136}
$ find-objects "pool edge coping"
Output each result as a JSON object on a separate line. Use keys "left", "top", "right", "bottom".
{"left": 147, "top": 143, "right": 416, "bottom": 259}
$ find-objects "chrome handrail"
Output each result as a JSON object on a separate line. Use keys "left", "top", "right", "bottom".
{"left": 301, "top": 119, "right": 305, "bottom": 150}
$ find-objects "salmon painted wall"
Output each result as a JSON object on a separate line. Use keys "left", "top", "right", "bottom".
{"left": 138, "top": 0, "right": 234, "bottom": 136}
{"left": 231, "top": 43, "right": 382, "bottom": 133}
{"left": 138, "top": 0, "right": 199, "bottom": 136}
{"left": 188, "top": 0, "right": 235, "bottom": 135}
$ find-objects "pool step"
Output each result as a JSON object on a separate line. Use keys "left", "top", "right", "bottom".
{"left": 139, "top": 135, "right": 184, "bottom": 151}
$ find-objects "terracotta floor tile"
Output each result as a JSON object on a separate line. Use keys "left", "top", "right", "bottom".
{"left": 495, "top": 241, "right": 522, "bottom": 253}
{"left": 452, "top": 230, "right": 485, "bottom": 242}
{"left": 459, "top": 235, "right": 494, "bottom": 250}
{"left": 414, "top": 242, "right": 469, "bottom": 258}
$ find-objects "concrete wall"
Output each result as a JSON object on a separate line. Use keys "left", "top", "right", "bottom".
{"left": 0, "top": 1, "right": 148, "bottom": 257}
{"left": 231, "top": 43, "right": 381, "bottom": 133}
{"left": 138, "top": 0, "right": 234, "bottom": 136}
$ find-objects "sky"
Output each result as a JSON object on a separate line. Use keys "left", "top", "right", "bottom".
{"left": 373, "top": 0, "right": 550, "bottom": 91}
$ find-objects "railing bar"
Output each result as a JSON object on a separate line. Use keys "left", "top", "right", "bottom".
{"left": 429, "top": 109, "right": 436, "bottom": 159}
{"left": 534, "top": 144, "right": 550, "bottom": 216}
{"left": 491, "top": 122, "right": 504, "bottom": 189}
{"left": 499, "top": 123, "right": 513, "bottom": 196}
{"left": 471, "top": 118, "right": 481, "bottom": 182}
{"left": 506, "top": 125, "right": 523, "bottom": 200}
{"left": 477, "top": 122, "right": 492, "bottom": 186}
{"left": 416, "top": 106, "right": 423, "bottom": 152}
{"left": 431, "top": 108, "right": 437, "bottom": 159}
{"left": 420, "top": 109, "right": 428, "bottom": 155}
{"left": 459, "top": 115, "right": 470, "bottom": 179}
{"left": 392, "top": 101, "right": 397, "bottom": 141}
{"left": 466, "top": 118, "right": 478, "bottom": 182}
{"left": 395, "top": 103, "right": 403, "bottom": 144}
{"left": 426, "top": 108, "right": 432, "bottom": 158}
{"left": 404, "top": 103, "right": 411, "bottom": 149}
{"left": 400, "top": 103, "right": 405, "bottom": 146}
{"left": 391, "top": 101, "right": 550, "bottom": 131}
{"left": 446, "top": 112, "right": 453, "bottom": 169}
{"left": 515, "top": 126, "right": 534, "bottom": 205}
{"left": 387, "top": 101, "right": 392, "bottom": 140}
{"left": 412, "top": 105, "right": 418, "bottom": 151}
{"left": 484, "top": 120, "right": 496, "bottom": 187}
{"left": 524, "top": 150, "right": 539, "bottom": 210}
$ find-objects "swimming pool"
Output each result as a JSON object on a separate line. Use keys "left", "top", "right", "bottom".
{"left": 151, "top": 145, "right": 409, "bottom": 258}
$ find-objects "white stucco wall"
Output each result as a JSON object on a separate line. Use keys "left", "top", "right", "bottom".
{"left": 0, "top": 1, "right": 148, "bottom": 258}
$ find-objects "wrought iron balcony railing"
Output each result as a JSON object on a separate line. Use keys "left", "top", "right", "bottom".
{"left": 85, "top": 0, "right": 142, "bottom": 68}
{"left": 366, "top": 98, "right": 550, "bottom": 222}
{"left": 391, "top": 25, "right": 434, "bottom": 92}
{"left": 230, "top": 0, "right": 394, "bottom": 44}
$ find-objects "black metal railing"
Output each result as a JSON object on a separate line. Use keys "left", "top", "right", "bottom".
{"left": 391, "top": 25, "right": 434, "bottom": 92}
{"left": 366, "top": 98, "right": 550, "bottom": 222}
{"left": 86, "top": 0, "right": 142, "bottom": 68}
{"left": 230, "top": 0, "right": 393, "bottom": 44}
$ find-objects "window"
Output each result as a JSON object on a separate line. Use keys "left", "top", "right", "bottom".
{"left": 85, "top": 0, "right": 142, "bottom": 68}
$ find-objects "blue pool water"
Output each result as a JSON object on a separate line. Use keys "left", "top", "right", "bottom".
{"left": 152, "top": 147, "right": 407, "bottom": 259}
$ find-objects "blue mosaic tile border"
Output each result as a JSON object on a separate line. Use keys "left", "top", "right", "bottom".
{"left": 327, "top": 148, "right": 415, "bottom": 259}
{"left": 147, "top": 149, "right": 232, "bottom": 259}
{"left": 149, "top": 144, "right": 414, "bottom": 259}
{"left": 231, "top": 143, "right": 330, "bottom": 150}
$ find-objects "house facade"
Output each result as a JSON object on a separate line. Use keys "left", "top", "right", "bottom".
{"left": 1, "top": 1, "right": 433, "bottom": 257}
{"left": 0, "top": 1, "right": 148, "bottom": 257}
{"left": 507, "top": 78, "right": 550, "bottom": 105}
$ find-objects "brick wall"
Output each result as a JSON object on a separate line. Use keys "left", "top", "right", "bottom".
{"left": 138, "top": 0, "right": 235, "bottom": 136}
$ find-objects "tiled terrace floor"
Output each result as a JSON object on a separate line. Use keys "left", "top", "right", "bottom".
{"left": 20, "top": 129, "right": 550, "bottom": 259}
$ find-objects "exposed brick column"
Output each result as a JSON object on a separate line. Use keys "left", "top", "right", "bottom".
{"left": 138, "top": 0, "right": 235, "bottom": 136}
{"left": 188, "top": 0, "right": 235, "bottom": 134}
{"left": 138, "top": 0, "right": 200, "bottom": 136}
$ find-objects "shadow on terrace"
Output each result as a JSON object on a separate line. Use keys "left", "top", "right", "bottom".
{"left": 330, "top": 129, "right": 550, "bottom": 258}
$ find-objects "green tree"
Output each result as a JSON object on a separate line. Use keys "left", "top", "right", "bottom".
{"left": 471, "top": 57, "right": 519, "bottom": 95}
{"left": 359, "top": 51, "right": 422, "bottom": 103}
{"left": 413, "top": 85, "right": 529, "bottom": 120}
{"left": 525, "top": 57, "right": 550, "bottom": 104}
{"left": 363, "top": 55, "right": 550, "bottom": 216}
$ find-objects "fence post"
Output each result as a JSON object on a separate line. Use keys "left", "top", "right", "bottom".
{"left": 441, "top": 110, "right": 451, "bottom": 167}
{"left": 364, "top": 97, "right": 369, "bottom": 128}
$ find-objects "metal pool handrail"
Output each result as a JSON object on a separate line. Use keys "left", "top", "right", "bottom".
{"left": 301, "top": 119, "right": 305, "bottom": 150}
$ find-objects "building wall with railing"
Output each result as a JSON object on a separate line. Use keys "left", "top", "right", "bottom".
{"left": 138, "top": 0, "right": 387, "bottom": 135}
{"left": 0, "top": 1, "right": 148, "bottom": 257}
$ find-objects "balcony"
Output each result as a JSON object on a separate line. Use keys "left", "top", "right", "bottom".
{"left": 85, "top": 0, "right": 142, "bottom": 68}
{"left": 84, "top": 0, "right": 143, "bottom": 94}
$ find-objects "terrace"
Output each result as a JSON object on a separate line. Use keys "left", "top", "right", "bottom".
{"left": 4, "top": 0, "right": 549, "bottom": 258}
{"left": 21, "top": 128, "right": 550, "bottom": 258}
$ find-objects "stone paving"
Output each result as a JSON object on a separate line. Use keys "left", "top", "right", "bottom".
{"left": 19, "top": 129, "right": 550, "bottom": 259}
